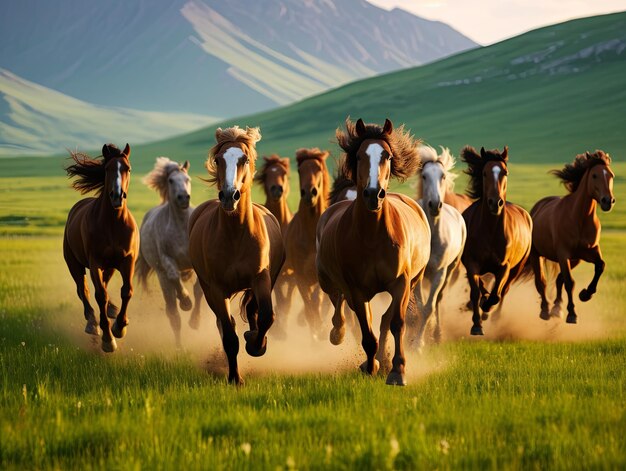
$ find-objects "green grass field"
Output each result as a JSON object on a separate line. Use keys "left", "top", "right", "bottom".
{"left": 1, "top": 161, "right": 625, "bottom": 469}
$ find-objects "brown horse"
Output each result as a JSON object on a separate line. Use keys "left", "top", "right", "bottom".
{"left": 529, "top": 150, "right": 615, "bottom": 324}
{"left": 284, "top": 148, "right": 331, "bottom": 337}
{"left": 255, "top": 154, "right": 293, "bottom": 233}
{"left": 460, "top": 146, "right": 532, "bottom": 335}
{"left": 316, "top": 118, "right": 430, "bottom": 386}
{"left": 63, "top": 144, "right": 139, "bottom": 352}
{"left": 188, "top": 126, "right": 285, "bottom": 385}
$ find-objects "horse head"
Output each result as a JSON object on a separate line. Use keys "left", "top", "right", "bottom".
{"left": 481, "top": 146, "right": 508, "bottom": 216}
{"left": 296, "top": 148, "right": 329, "bottom": 208}
{"left": 169, "top": 160, "right": 191, "bottom": 209}
{"left": 259, "top": 155, "right": 290, "bottom": 202}
{"left": 586, "top": 154, "right": 615, "bottom": 212}
{"left": 355, "top": 118, "right": 393, "bottom": 211}
{"left": 421, "top": 156, "right": 446, "bottom": 217}
{"left": 103, "top": 143, "right": 131, "bottom": 210}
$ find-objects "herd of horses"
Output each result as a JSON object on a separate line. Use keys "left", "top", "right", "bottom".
{"left": 63, "top": 118, "right": 616, "bottom": 385}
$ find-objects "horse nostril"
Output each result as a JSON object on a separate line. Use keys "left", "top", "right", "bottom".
{"left": 498, "top": 199, "right": 504, "bottom": 208}
{"left": 218, "top": 190, "right": 224, "bottom": 201}
{"left": 438, "top": 201, "right": 443, "bottom": 210}
{"left": 612, "top": 198, "right": 616, "bottom": 204}
{"left": 378, "top": 188, "right": 385, "bottom": 199}
{"left": 311, "top": 187, "right": 318, "bottom": 197}
{"left": 233, "top": 190, "right": 241, "bottom": 201}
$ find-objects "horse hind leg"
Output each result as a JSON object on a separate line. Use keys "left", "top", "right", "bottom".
{"left": 530, "top": 252, "right": 551, "bottom": 320}
{"left": 156, "top": 270, "right": 182, "bottom": 348}
{"left": 110, "top": 256, "right": 134, "bottom": 341}
{"left": 329, "top": 292, "right": 346, "bottom": 346}
{"left": 385, "top": 278, "right": 411, "bottom": 386}
{"left": 188, "top": 275, "right": 203, "bottom": 330}
{"left": 65, "top": 250, "right": 98, "bottom": 335}
{"left": 89, "top": 267, "right": 116, "bottom": 352}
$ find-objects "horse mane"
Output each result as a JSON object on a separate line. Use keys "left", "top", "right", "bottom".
{"left": 143, "top": 157, "right": 185, "bottom": 203}
{"left": 205, "top": 126, "right": 261, "bottom": 185}
{"left": 329, "top": 171, "right": 355, "bottom": 205}
{"left": 295, "top": 147, "right": 330, "bottom": 203}
{"left": 417, "top": 145, "right": 458, "bottom": 198}
{"left": 65, "top": 144, "right": 124, "bottom": 195}
{"left": 336, "top": 117, "right": 421, "bottom": 183}
{"left": 551, "top": 150, "right": 611, "bottom": 193}
{"left": 254, "top": 154, "right": 290, "bottom": 186}
{"left": 461, "top": 146, "right": 509, "bottom": 199}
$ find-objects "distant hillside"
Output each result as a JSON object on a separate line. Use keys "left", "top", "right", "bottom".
{"left": 0, "top": 0, "right": 476, "bottom": 117}
{"left": 0, "top": 69, "right": 216, "bottom": 156}
{"left": 133, "top": 12, "right": 626, "bottom": 170}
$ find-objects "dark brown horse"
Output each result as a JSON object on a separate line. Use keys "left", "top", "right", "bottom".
{"left": 529, "top": 150, "right": 615, "bottom": 324}
{"left": 317, "top": 118, "right": 430, "bottom": 386}
{"left": 63, "top": 144, "right": 139, "bottom": 352}
{"left": 188, "top": 126, "right": 285, "bottom": 385}
{"left": 284, "top": 148, "right": 331, "bottom": 337}
{"left": 460, "top": 146, "right": 532, "bottom": 335}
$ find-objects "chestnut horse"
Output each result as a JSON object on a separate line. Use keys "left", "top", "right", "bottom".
{"left": 529, "top": 150, "right": 615, "bottom": 324}
{"left": 136, "top": 157, "right": 203, "bottom": 348}
{"left": 63, "top": 144, "right": 139, "bottom": 352}
{"left": 316, "top": 118, "right": 430, "bottom": 386}
{"left": 284, "top": 148, "right": 331, "bottom": 338}
{"left": 460, "top": 146, "right": 532, "bottom": 335}
{"left": 188, "top": 126, "right": 285, "bottom": 385}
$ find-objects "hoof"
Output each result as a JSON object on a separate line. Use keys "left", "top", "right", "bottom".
{"left": 386, "top": 371, "right": 407, "bottom": 386}
{"left": 188, "top": 313, "right": 200, "bottom": 330}
{"left": 579, "top": 289, "right": 592, "bottom": 302}
{"left": 359, "top": 359, "right": 380, "bottom": 376}
{"left": 329, "top": 326, "right": 345, "bottom": 345}
{"left": 550, "top": 304, "right": 563, "bottom": 319}
{"left": 111, "top": 320, "right": 127, "bottom": 339}
{"left": 180, "top": 295, "right": 193, "bottom": 312}
{"left": 470, "top": 325, "right": 484, "bottom": 336}
{"left": 566, "top": 314, "right": 578, "bottom": 324}
{"left": 106, "top": 303, "right": 119, "bottom": 319}
{"left": 244, "top": 330, "right": 267, "bottom": 357}
{"left": 481, "top": 312, "right": 489, "bottom": 321}
{"left": 228, "top": 375, "right": 244, "bottom": 386}
{"left": 85, "top": 322, "right": 100, "bottom": 336}
{"left": 539, "top": 309, "right": 551, "bottom": 321}
{"left": 101, "top": 338, "right": 117, "bottom": 353}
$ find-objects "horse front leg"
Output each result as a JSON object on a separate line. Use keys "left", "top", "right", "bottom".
{"left": 244, "top": 269, "right": 274, "bottom": 357}
{"left": 89, "top": 266, "right": 115, "bottom": 352}
{"left": 102, "top": 268, "right": 119, "bottom": 319}
{"left": 349, "top": 298, "right": 379, "bottom": 376}
{"left": 111, "top": 256, "right": 134, "bottom": 340}
{"left": 188, "top": 275, "right": 203, "bottom": 330}
{"left": 385, "top": 276, "right": 411, "bottom": 386}
{"left": 530, "top": 250, "right": 550, "bottom": 320}
{"left": 415, "top": 267, "right": 446, "bottom": 352}
{"left": 481, "top": 264, "right": 510, "bottom": 313}
{"left": 579, "top": 247, "right": 605, "bottom": 302}
{"left": 466, "top": 266, "right": 484, "bottom": 336}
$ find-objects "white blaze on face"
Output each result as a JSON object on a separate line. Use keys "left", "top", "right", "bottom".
{"left": 223, "top": 147, "right": 244, "bottom": 189}
{"left": 492, "top": 166, "right": 501, "bottom": 190}
{"left": 423, "top": 162, "right": 443, "bottom": 203}
{"left": 345, "top": 189, "right": 357, "bottom": 200}
{"left": 365, "top": 143, "right": 384, "bottom": 189}
{"left": 113, "top": 161, "right": 122, "bottom": 194}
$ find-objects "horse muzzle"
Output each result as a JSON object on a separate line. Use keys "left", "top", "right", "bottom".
{"left": 177, "top": 193, "right": 191, "bottom": 209}
{"left": 300, "top": 187, "right": 319, "bottom": 207}
{"left": 487, "top": 197, "right": 504, "bottom": 215}
{"left": 269, "top": 185, "right": 284, "bottom": 200}
{"left": 600, "top": 196, "right": 615, "bottom": 212}
{"left": 363, "top": 187, "right": 386, "bottom": 211}
{"left": 109, "top": 191, "right": 126, "bottom": 209}
{"left": 219, "top": 188, "right": 241, "bottom": 212}
{"left": 427, "top": 200, "right": 443, "bottom": 217}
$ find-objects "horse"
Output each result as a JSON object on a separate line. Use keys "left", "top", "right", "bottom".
{"left": 188, "top": 126, "right": 285, "bottom": 385}
{"left": 460, "top": 146, "right": 533, "bottom": 335}
{"left": 284, "top": 148, "right": 331, "bottom": 338}
{"left": 254, "top": 154, "right": 295, "bottom": 338}
{"left": 135, "top": 157, "right": 203, "bottom": 348}
{"left": 414, "top": 146, "right": 466, "bottom": 349}
{"left": 316, "top": 118, "right": 430, "bottom": 386}
{"left": 63, "top": 143, "right": 139, "bottom": 353}
{"left": 444, "top": 189, "right": 474, "bottom": 214}
{"left": 529, "top": 150, "right": 615, "bottom": 324}
{"left": 329, "top": 172, "right": 357, "bottom": 205}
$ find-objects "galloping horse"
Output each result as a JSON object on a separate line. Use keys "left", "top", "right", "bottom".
{"left": 529, "top": 150, "right": 615, "bottom": 324}
{"left": 255, "top": 154, "right": 293, "bottom": 233}
{"left": 255, "top": 154, "right": 294, "bottom": 338}
{"left": 284, "top": 148, "right": 331, "bottom": 338}
{"left": 136, "top": 157, "right": 203, "bottom": 348}
{"left": 460, "top": 146, "right": 532, "bottom": 335}
{"left": 63, "top": 144, "right": 139, "bottom": 352}
{"left": 316, "top": 118, "right": 430, "bottom": 386}
{"left": 188, "top": 126, "right": 285, "bottom": 384}
{"left": 414, "top": 146, "right": 466, "bottom": 349}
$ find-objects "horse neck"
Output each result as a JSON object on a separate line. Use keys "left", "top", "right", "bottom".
{"left": 352, "top": 193, "right": 386, "bottom": 233}
{"left": 298, "top": 193, "right": 327, "bottom": 221}
{"left": 165, "top": 198, "right": 188, "bottom": 226}
{"left": 95, "top": 191, "right": 127, "bottom": 221}
{"left": 567, "top": 173, "right": 597, "bottom": 219}
{"left": 478, "top": 196, "right": 505, "bottom": 228}
{"left": 265, "top": 195, "right": 291, "bottom": 226}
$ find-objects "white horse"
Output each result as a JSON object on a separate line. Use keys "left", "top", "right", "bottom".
{"left": 414, "top": 146, "right": 467, "bottom": 349}
{"left": 136, "top": 157, "right": 203, "bottom": 347}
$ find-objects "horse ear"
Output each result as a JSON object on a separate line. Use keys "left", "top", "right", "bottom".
{"left": 480, "top": 147, "right": 486, "bottom": 158}
{"left": 320, "top": 150, "right": 330, "bottom": 161}
{"left": 182, "top": 160, "right": 190, "bottom": 171}
{"left": 502, "top": 146, "right": 509, "bottom": 161}
{"left": 355, "top": 118, "right": 366, "bottom": 137}
{"left": 215, "top": 127, "right": 223, "bottom": 141}
{"left": 281, "top": 157, "right": 291, "bottom": 169}
{"left": 123, "top": 143, "right": 131, "bottom": 158}
{"left": 383, "top": 118, "right": 393, "bottom": 135}
{"left": 102, "top": 144, "right": 112, "bottom": 160}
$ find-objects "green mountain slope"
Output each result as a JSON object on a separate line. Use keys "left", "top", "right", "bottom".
{"left": 139, "top": 12, "right": 626, "bottom": 168}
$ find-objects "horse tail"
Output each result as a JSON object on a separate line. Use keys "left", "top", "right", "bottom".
{"left": 134, "top": 249, "right": 152, "bottom": 291}
{"left": 239, "top": 289, "right": 254, "bottom": 323}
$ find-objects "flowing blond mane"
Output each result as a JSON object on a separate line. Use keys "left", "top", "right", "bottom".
{"left": 143, "top": 157, "right": 187, "bottom": 203}
{"left": 417, "top": 145, "right": 458, "bottom": 198}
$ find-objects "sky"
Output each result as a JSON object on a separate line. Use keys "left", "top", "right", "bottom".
{"left": 368, "top": 0, "right": 626, "bottom": 44}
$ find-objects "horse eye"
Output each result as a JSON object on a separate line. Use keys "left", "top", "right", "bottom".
{"left": 245, "top": 159, "right": 250, "bottom": 165}
{"left": 422, "top": 175, "right": 426, "bottom": 180}
{"left": 387, "top": 154, "right": 392, "bottom": 161}
{"left": 442, "top": 175, "right": 446, "bottom": 180}
{"left": 168, "top": 178, "right": 173, "bottom": 183}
